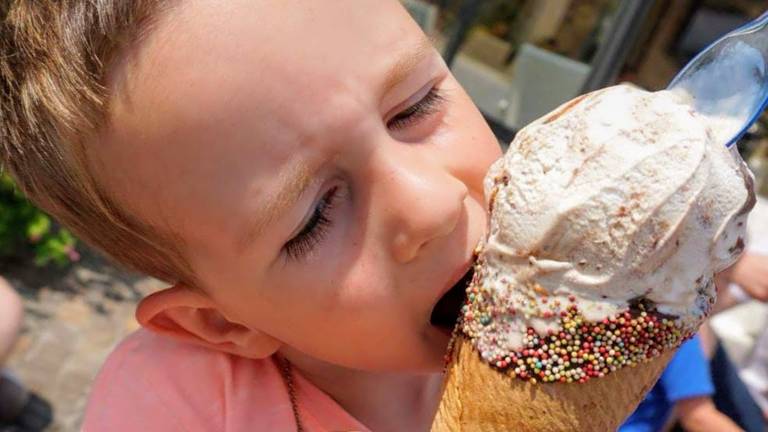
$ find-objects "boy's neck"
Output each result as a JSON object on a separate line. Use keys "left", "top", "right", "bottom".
{"left": 280, "top": 348, "right": 443, "bottom": 432}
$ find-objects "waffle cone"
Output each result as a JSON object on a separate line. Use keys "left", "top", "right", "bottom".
{"left": 431, "top": 334, "right": 675, "bottom": 432}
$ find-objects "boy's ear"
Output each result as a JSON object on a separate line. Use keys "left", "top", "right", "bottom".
{"left": 135, "top": 284, "right": 281, "bottom": 359}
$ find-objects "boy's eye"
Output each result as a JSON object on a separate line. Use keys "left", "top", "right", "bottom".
{"left": 283, "top": 186, "right": 339, "bottom": 260}
{"left": 387, "top": 86, "right": 445, "bottom": 130}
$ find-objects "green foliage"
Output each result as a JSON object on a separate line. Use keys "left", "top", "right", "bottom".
{"left": 0, "top": 172, "right": 79, "bottom": 266}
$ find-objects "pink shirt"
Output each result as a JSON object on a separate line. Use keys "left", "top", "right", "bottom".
{"left": 82, "top": 329, "right": 370, "bottom": 431}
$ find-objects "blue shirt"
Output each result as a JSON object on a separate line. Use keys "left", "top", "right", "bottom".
{"left": 620, "top": 335, "right": 715, "bottom": 432}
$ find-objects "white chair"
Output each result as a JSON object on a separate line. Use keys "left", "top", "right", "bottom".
{"left": 503, "top": 43, "right": 591, "bottom": 130}
{"left": 450, "top": 54, "right": 513, "bottom": 123}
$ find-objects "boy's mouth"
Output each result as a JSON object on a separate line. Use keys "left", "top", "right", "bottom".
{"left": 430, "top": 266, "right": 475, "bottom": 332}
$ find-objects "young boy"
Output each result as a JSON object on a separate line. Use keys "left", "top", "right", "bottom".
{"left": 1, "top": 1, "right": 502, "bottom": 430}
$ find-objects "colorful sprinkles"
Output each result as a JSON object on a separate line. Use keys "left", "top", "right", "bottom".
{"left": 448, "top": 242, "right": 713, "bottom": 384}
{"left": 460, "top": 301, "right": 696, "bottom": 384}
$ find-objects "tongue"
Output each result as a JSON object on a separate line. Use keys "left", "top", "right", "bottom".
{"left": 430, "top": 269, "right": 474, "bottom": 329}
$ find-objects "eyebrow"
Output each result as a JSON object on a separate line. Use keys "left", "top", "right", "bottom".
{"left": 381, "top": 36, "right": 438, "bottom": 96}
{"left": 236, "top": 160, "right": 312, "bottom": 254}
{"left": 235, "top": 37, "right": 437, "bottom": 254}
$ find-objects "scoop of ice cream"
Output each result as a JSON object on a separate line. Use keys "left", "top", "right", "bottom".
{"left": 462, "top": 84, "right": 755, "bottom": 375}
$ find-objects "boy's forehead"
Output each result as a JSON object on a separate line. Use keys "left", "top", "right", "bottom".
{"left": 103, "top": 0, "right": 433, "bottom": 174}
{"left": 116, "top": 0, "right": 425, "bottom": 121}
{"left": 96, "top": 0, "right": 431, "bottom": 237}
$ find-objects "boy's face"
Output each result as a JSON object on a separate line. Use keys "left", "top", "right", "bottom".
{"left": 95, "top": 0, "right": 501, "bottom": 371}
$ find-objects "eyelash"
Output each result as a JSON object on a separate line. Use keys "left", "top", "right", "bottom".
{"left": 284, "top": 186, "right": 338, "bottom": 260}
{"left": 283, "top": 88, "right": 444, "bottom": 260}
{"left": 387, "top": 87, "right": 445, "bottom": 130}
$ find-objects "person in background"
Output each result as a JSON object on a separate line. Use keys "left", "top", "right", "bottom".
{"left": 619, "top": 252, "right": 768, "bottom": 432}
{"left": 0, "top": 276, "right": 51, "bottom": 431}
{"left": 620, "top": 335, "right": 742, "bottom": 432}
{"left": 714, "top": 253, "right": 768, "bottom": 311}
{"left": 730, "top": 253, "right": 768, "bottom": 301}
{"left": 623, "top": 250, "right": 768, "bottom": 432}
{"left": 710, "top": 251, "right": 768, "bottom": 423}
{"left": 707, "top": 195, "right": 768, "bottom": 420}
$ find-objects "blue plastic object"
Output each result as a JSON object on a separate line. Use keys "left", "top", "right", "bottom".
{"left": 668, "top": 10, "right": 768, "bottom": 147}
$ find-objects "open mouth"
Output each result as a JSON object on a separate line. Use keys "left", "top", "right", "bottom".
{"left": 430, "top": 267, "right": 475, "bottom": 331}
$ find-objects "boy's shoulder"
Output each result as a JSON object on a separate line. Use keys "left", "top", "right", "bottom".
{"left": 96, "top": 327, "right": 277, "bottom": 378}
{"left": 82, "top": 329, "right": 294, "bottom": 431}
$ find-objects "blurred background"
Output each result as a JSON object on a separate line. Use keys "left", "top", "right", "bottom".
{"left": 404, "top": 0, "right": 768, "bottom": 170}
{"left": 1, "top": 0, "right": 767, "bottom": 431}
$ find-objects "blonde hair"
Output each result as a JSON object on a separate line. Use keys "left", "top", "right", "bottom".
{"left": 0, "top": 1, "right": 196, "bottom": 286}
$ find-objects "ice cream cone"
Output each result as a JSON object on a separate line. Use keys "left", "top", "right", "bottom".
{"left": 428, "top": 84, "right": 754, "bottom": 431}
{"left": 431, "top": 335, "right": 675, "bottom": 432}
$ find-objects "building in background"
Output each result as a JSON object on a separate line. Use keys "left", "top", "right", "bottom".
{"left": 404, "top": 0, "right": 768, "bottom": 196}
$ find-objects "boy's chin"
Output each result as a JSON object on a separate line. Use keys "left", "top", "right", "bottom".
{"left": 364, "top": 335, "right": 450, "bottom": 373}
{"left": 416, "top": 324, "right": 457, "bottom": 370}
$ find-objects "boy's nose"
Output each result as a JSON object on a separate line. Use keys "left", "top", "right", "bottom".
{"left": 378, "top": 153, "right": 469, "bottom": 264}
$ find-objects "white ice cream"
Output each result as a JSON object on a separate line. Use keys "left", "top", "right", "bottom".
{"left": 465, "top": 84, "right": 755, "bottom": 354}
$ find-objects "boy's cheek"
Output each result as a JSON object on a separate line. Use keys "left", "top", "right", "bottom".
{"left": 440, "top": 77, "right": 502, "bottom": 166}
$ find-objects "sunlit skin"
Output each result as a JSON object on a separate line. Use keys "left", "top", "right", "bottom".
{"left": 89, "top": 0, "right": 502, "bottom": 429}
